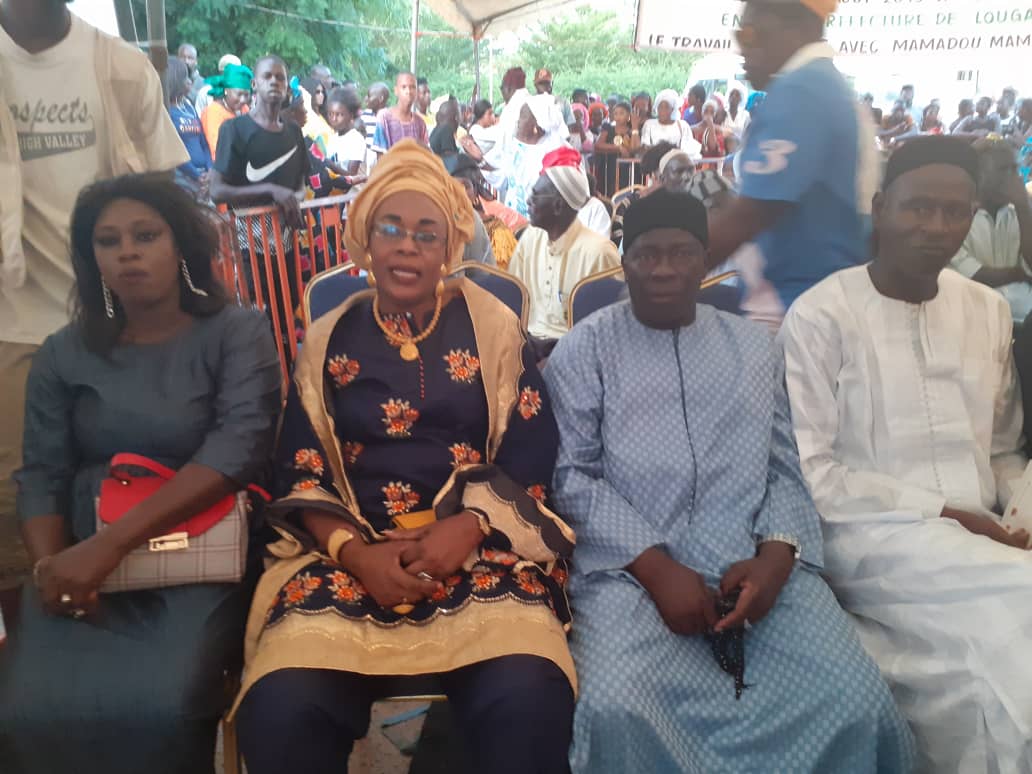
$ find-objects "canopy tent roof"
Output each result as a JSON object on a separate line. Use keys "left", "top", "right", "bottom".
{"left": 423, "top": 0, "right": 589, "bottom": 36}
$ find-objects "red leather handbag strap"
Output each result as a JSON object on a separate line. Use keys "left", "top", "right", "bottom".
{"left": 247, "top": 484, "right": 272, "bottom": 502}
{"left": 109, "top": 453, "right": 177, "bottom": 480}
{"left": 109, "top": 453, "right": 272, "bottom": 502}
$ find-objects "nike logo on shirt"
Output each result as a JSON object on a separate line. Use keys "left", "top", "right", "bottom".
{"left": 245, "top": 147, "right": 297, "bottom": 182}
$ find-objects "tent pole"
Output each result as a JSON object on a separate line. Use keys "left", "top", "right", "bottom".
{"left": 409, "top": 0, "right": 420, "bottom": 73}
{"left": 473, "top": 36, "right": 481, "bottom": 102}
{"left": 145, "top": 0, "right": 167, "bottom": 73}
{"left": 489, "top": 42, "right": 495, "bottom": 104}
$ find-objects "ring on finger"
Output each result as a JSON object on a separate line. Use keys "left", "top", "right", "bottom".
{"left": 60, "top": 593, "right": 73, "bottom": 605}
{"left": 417, "top": 571, "right": 434, "bottom": 582}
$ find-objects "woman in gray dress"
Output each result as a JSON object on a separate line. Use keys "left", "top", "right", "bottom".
{"left": 0, "top": 175, "right": 281, "bottom": 774}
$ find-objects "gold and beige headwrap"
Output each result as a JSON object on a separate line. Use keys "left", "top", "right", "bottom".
{"left": 343, "top": 139, "right": 475, "bottom": 270}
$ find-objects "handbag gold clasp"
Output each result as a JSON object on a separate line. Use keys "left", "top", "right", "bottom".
{"left": 149, "top": 532, "right": 189, "bottom": 552}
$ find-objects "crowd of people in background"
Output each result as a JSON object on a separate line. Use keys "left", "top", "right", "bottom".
{"left": 157, "top": 32, "right": 1032, "bottom": 260}
{"left": 871, "top": 83, "right": 1032, "bottom": 152}
{"left": 155, "top": 34, "right": 1032, "bottom": 339}
{"left": 3, "top": 0, "right": 1032, "bottom": 773}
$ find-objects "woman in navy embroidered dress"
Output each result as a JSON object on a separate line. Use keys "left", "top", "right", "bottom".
{"left": 232, "top": 141, "right": 576, "bottom": 774}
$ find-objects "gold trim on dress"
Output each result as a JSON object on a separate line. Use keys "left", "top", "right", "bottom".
{"left": 237, "top": 278, "right": 576, "bottom": 718}
{"left": 230, "top": 594, "right": 577, "bottom": 720}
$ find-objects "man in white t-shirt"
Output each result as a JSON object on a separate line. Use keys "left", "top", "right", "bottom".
{"left": 0, "top": 0, "right": 187, "bottom": 599}
{"left": 950, "top": 138, "right": 1032, "bottom": 321}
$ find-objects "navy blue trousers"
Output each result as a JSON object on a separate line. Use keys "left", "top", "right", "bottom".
{"left": 237, "top": 654, "right": 574, "bottom": 774}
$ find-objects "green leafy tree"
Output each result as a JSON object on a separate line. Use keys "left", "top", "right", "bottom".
{"left": 378, "top": 31, "right": 488, "bottom": 103}
{"left": 509, "top": 7, "right": 701, "bottom": 102}
{"left": 154, "top": 1, "right": 697, "bottom": 106}
{"left": 159, "top": 0, "right": 407, "bottom": 82}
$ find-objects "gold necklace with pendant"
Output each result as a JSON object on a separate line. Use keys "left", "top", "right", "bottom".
{"left": 372, "top": 293, "right": 444, "bottom": 361}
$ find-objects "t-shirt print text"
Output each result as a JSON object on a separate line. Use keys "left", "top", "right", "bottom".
{"left": 9, "top": 98, "right": 97, "bottom": 160}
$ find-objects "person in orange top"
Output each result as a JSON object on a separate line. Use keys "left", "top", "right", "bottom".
{"left": 200, "top": 63, "right": 252, "bottom": 160}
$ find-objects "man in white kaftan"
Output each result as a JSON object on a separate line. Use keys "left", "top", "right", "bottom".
{"left": 508, "top": 145, "right": 620, "bottom": 340}
{"left": 781, "top": 135, "right": 1032, "bottom": 774}
{"left": 949, "top": 138, "right": 1032, "bottom": 322}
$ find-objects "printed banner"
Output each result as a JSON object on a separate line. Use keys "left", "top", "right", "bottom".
{"left": 633, "top": 0, "right": 1032, "bottom": 56}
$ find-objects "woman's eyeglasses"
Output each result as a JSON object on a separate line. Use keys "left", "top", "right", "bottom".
{"left": 372, "top": 221, "right": 442, "bottom": 248}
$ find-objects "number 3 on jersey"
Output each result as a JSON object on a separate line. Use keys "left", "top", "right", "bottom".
{"left": 743, "top": 139, "right": 798, "bottom": 175}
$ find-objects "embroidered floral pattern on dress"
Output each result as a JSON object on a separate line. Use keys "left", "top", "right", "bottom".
{"left": 264, "top": 556, "right": 571, "bottom": 629}
{"left": 471, "top": 567, "right": 504, "bottom": 591}
{"left": 527, "top": 483, "right": 547, "bottom": 502}
{"left": 481, "top": 549, "right": 520, "bottom": 566}
{"left": 381, "top": 399, "right": 420, "bottom": 438}
{"left": 282, "top": 573, "right": 322, "bottom": 606}
{"left": 549, "top": 566, "right": 569, "bottom": 587}
{"left": 383, "top": 481, "right": 421, "bottom": 515}
{"left": 380, "top": 314, "right": 414, "bottom": 340}
{"left": 517, "top": 387, "right": 542, "bottom": 420}
{"left": 430, "top": 575, "right": 463, "bottom": 602}
{"left": 294, "top": 448, "right": 325, "bottom": 476}
{"left": 516, "top": 569, "right": 547, "bottom": 596}
{"left": 444, "top": 349, "right": 482, "bottom": 384}
{"left": 327, "top": 354, "right": 361, "bottom": 388}
{"left": 328, "top": 570, "right": 367, "bottom": 603}
{"left": 341, "top": 441, "right": 364, "bottom": 468}
{"left": 449, "top": 442, "right": 482, "bottom": 468}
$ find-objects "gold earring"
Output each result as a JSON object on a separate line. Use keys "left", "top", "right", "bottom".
{"left": 367, "top": 269, "right": 376, "bottom": 288}
{"left": 436, "top": 263, "right": 447, "bottom": 297}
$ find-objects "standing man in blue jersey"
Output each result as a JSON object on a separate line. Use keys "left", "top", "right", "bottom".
{"left": 707, "top": 0, "right": 878, "bottom": 327}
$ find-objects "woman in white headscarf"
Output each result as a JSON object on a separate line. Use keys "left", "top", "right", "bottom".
{"left": 486, "top": 93, "right": 569, "bottom": 219}
{"left": 642, "top": 89, "right": 702, "bottom": 156}
{"left": 692, "top": 99, "right": 727, "bottom": 159}
{"left": 724, "top": 81, "right": 751, "bottom": 138}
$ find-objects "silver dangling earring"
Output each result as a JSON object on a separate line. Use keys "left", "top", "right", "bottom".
{"left": 102, "top": 279, "right": 115, "bottom": 319}
{"left": 181, "top": 260, "right": 209, "bottom": 297}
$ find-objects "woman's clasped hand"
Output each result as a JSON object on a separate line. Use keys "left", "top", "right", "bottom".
{"left": 335, "top": 512, "right": 487, "bottom": 608}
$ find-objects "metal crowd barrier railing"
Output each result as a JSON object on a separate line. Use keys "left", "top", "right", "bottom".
{"left": 209, "top": 154, "right": 735, "bottom": 389}
{"left": 209, "top": 192, "right": 360, "bottom": 389}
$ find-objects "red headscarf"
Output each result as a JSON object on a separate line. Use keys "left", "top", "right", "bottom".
{"left": 541, "top": 146, "right": 589, "bottom": 210}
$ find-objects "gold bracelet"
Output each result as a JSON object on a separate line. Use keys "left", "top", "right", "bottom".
{"left": 327, "top": 528, "right": 357, "bottom": 564}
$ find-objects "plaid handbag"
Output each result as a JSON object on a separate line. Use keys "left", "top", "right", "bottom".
{"left": 94, "top": 453, "right": 269, "bottom": 593}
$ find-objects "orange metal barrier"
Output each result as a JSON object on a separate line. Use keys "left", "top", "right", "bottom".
{"left": 210, "top": 192, "right": 360, "bottom": 388}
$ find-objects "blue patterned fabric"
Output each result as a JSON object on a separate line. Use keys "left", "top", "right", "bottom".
{"left": 544, "top": 301, "right": 915, "bottom": 773}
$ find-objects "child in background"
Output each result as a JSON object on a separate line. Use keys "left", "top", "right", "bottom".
{"left": 325, "top": 87, "right": 369, "bottom": 181}
{"left": 283, "top": 87, "right": 355, "bottom": 200}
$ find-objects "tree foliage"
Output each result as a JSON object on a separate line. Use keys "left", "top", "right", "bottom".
{"left": 153, "top": 0, "right": 409, "bottom": 82}
{"left": 509, "top": 8, "right": 701, "bottom": 102}
{"left": 154, "top": 1, "right": 697, "bottom": 104}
